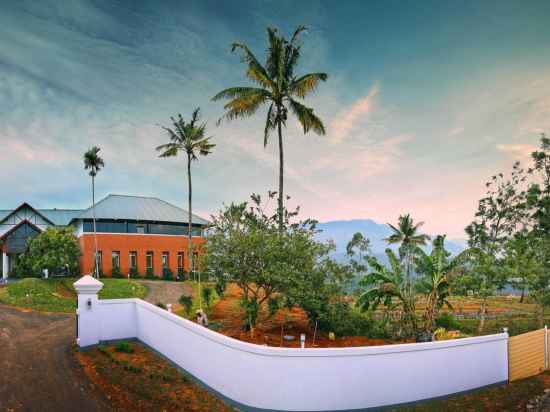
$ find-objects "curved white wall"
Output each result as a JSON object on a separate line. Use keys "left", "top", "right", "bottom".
{"left": 80, "top": 297, "right": 508, "bottom": 412}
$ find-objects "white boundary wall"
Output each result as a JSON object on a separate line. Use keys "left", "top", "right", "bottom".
{"left": 75, "top": 277, "right": 509, "bottom": 412}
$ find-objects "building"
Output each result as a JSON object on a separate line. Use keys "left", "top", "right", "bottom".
{"left": 0, "top": 194, "right": 208, "bottom": 280}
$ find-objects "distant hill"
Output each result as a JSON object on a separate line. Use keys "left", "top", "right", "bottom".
{"left": 315, "top": 219, "right": 467, "bottom": 264}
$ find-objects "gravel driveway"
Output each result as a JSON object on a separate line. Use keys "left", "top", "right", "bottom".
{"left": 0, "top": 304, "right": 112, "bottom": 412}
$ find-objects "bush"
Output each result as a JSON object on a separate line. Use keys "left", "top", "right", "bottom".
{"left": 145, "top": 267, "right": 156, "bottom": 279}
{"left": 162, "top": 268, "right": 173, "bottom": 281}
{"left": 129, "top": 267, "right": 140, "bottom": 279}
{"left": 111, "top": 266, "right": 123, "bottom": 279}
{"left": 179, "top": 295, "right": 193, "bottom": 317}
{"left": 318, "top": 301, "right": 374, "bottom": 337}
{"left": 115, "top": 341, "right": 134, "bottom": 353}
{"left": 435, "top": 312, "right": 462, "bottom": 330}
{"left": 202, "top": 287, "right": 213, "bottom": 308}
{"left": 156, "top": 302, "right": 167, "bottom": 310}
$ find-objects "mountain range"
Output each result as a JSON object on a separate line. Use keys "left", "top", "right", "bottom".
{"left": 315, "top": 219, "right": 467, "bottom": 264}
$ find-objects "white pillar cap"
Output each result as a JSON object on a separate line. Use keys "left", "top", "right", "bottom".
{"left": 74, "top": 275, "right": 104, "bottom": 294}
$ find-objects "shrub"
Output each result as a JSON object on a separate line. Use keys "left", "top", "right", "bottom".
{"left": 114, "top": 341, "right": 134, "bottom": 353}
{"left": 177, "top": 267, "right": 185, "bottom": 280}
{"left": 129, "top": 267, "right": 140, "bottom": 279}
{"left": 156, "top": 302, "right": 167, "bottom": 310}
{"left": 162, "top": 268, "right": 173, "bottom": 281}
{"left": 435, "top": 312, "right": 462, "bottom": 330}
{"left": 318, "top": 301, "right": 373, "bottom": 337}
{"left": 179, "top": 294, "right": 193, "bottom": 317}
{"left": 145, "top": 267, "right": 156, "bottom": 279}
{"left": 111, "top": 266, "right": 123, "bottom": 279}
{"left": 202, "top": 287, "right": 213, "bottom": 308}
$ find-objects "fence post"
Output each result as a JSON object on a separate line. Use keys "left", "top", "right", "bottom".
{"left": 74, "top": 275, "right": 104, "bottom": 348}
{"left": 545, "top": 325, "right": 548, "bottom": 370}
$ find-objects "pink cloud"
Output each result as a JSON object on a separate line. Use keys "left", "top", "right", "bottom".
{"left": 329, "top": 83, "right": 379, "bottom": 142}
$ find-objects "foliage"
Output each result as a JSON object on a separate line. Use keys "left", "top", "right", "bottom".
{"left": 179, "top": 294, "right": 193, "bottom": 317}
{"left": 145, "top": 267, "right": 156, "bottom": 279}
{"left": 204, "top": 192, "right": 342, "bottom": 329}
{"left": 156, "top": 302, "right": 167, "bottom": 309}
{"left": 435, "top": 312, "right": 462, "bottom": 331}
{"left": 129, "top": 266, "right": 140, "bottom": 279}
{"left": 115, "top": 341, "right": 135, "bottom": 354}
{"left": 201, "top": 287, "right": 213, "bottom": 308}
{"left": 111, "top": 265, "right": 123, "bottom": 278}
{"left": 358, "top": 249, "right": 418, "bottom": 335}
{"left": 415, "top": 235, "right": 457, "bottom": 332}
{"left": 213, "top": 26, "right": 327, "bottom": 229}
{"left": 15, "top": 227, "right": 81, "bottom": 278}
{"left": 162, "top": 268, "right": 173, "bottom": 281}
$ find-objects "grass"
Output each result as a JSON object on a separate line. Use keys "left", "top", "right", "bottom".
{"left": 393, "top": 372, "right": 548, "bottom": 411}
{"left": 0, "top": 277, "right": 147, "bottom": 313}
{"left": 76, "top": 341, "right": 236, "bottom": 412}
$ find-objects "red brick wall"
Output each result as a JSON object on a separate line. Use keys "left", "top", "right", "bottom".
{"left": 78, "top": 233, "right": 205, "bottom": 277}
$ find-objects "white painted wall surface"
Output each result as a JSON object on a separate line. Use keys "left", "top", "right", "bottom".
{"left": 75, "top": 278, "right": 508, "bottom": 411}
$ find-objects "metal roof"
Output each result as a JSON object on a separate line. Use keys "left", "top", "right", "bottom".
{"left": 74, "top": 194, "right": 209, "bottom": 225}
{"left": 39, "top": 209, "right": 84, "bottom": 225}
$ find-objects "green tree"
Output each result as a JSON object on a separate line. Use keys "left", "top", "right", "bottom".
{"left": 213, "top": 26, "right": 328, "bottom": 230}
{"left": 17, "top": 227, "right": 81, "bottom": 277}
{"left": 83, "top": 146, "right": 104, "bottom": 278}
{"left": 204, "top": 192, "right": 330, "bottom": 331}
{"left": 179, "top": 294, "right": 193, "bottom": 318}
{"left": 415, "top": 235, "right": 456, "bottom": 333}
{"left": 157, "top": 108, "right": 215, "bottom": 309}
{"left": 358, "top": 249, "right": 418, "bottom": 336}
{"left": 385, "top": 214, "right": 430, "bottom": 298}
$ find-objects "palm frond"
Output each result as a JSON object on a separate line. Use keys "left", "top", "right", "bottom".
{"left": 231, "top": 43, "right": 274, "bottom": 90}
{"left": 289, "top": 73, "right": 328, "bottom": 98}
{"left": 288, "top": 99, "right": 325, "bottom": 135}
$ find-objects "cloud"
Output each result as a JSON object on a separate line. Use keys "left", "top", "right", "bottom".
{"left": 329, "top": 83, "right": 379, "bottom": 142}
{"left": 496, "top": 143, "right": 537, "bottom": 164}
{"left": 448, "top": 127, "right": 464, "bottom": 137}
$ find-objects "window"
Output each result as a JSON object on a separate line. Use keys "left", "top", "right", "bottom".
{"left": 129, "top": 252, "right": 137, "bottom": 270}
{"left": 137, "top": 225, "right": 145, "bottom": 234}
{"left": 162, "top": 252, "right": 169, "bottom": 269}
{"left": 177, "top": 252, "right": 184, "bottom": 270}
{"left": 112, "top": 251, "right": 120, "bottom": 269}
{"left": 146, "top": 252, "right": 153, "bottom": 270}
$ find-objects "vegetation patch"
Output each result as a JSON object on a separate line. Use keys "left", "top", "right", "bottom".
{"left": 76, "top": 342, "right": 236, "bottom": 412}
{"left": 0, "top": 278, "right": 147, "bottom": 313}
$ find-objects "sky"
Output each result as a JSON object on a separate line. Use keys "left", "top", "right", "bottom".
{"left": 0, "top": 0, "right": 549, "bottom": 239}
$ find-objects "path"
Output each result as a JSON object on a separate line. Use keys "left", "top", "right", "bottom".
{"left": 0, "top": 304, "right": 112, "bottom": 412}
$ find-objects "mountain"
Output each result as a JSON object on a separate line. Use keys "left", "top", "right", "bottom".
{"left": 315, "top": 219, "right": 466, "bottom": 264}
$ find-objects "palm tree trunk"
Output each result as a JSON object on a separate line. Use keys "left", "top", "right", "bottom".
{"left": 277, "top": 118, "right": 284, "bottom": 232}
{"left": 187, "top": 154, "right": 200, "bottom": 309}
{"left": 92, "top": 176, "right": 99, "bottom": 278}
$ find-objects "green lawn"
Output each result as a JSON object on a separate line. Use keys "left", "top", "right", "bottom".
{"left": 0, "top": 277, "right": 148, "bottom": 313}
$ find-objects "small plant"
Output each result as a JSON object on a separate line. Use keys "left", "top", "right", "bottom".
{"left": 202, "top": 287, "right": 213, "bottom": 308}
{"left": 156, "top": 302, "right": 167, "bottom": 310}
{"left": 111, "top": 266, "right": 123, "bottom": 279}
{"left": 162, "top": 268, "right": 173, "bottom": 281}
{"left": 179, "top": 294, "right": 193, "bottom": 317}
{"left": 115, "top": 341, "right": 134, "bottom": 354}
{"left": 129, "top": 266, "right": 140, "bottom": 279}
{"left": 435, "top": 312, "right": 462, "bottom": 331}
{"left": 145, "top": 267, "right": 156, "bottom": 279}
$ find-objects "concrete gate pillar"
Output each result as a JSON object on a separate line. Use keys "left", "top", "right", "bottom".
{"left": 74, "top": 275, "right": 104, "bottom": 347}
{"left": 2, "top": 252, "right": 8, "bottom": 281}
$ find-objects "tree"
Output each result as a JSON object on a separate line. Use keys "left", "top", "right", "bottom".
{"left": 83, "top": 146, "right": 104, "bottom": 278}
{"left": 157, "top": 108, "right": 215, "bottom": 309}
{"left": 415, "top": 235, "right": 456, "bottom": 333}
{"left": 385, "top": 214, "right": 430, "bottom": 298}
{"left": 16, "top": 227, "right": 81, "bottom": 277}
{"left": 204, "top": 192, "right": 330, "bottom": 331}
{"left": 213, "top": 26, "right": 328, "bottom": 230}
{"left": 358, "top": 249, "right": 418, "bottom": 336}
{"left": 179, "top": 294, "right": 193, "bottom": 318}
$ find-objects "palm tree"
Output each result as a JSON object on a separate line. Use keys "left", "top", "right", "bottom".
{"left": 156, "top": 108, "right": 215, "bottom": 309}
{"left": 213, "top": 26, "right": 328, "bottom": 230}
{"left": 415, "top": 235, "right": 456, "bottom": 333}
{"left": 385, "top": 214, "right": 430, "bottom": 295}
{"left": 358, "top": 249, "right": 418, "bottom": 335}
{"left": 83, "top": 146, "right": 104, "bottom": 278}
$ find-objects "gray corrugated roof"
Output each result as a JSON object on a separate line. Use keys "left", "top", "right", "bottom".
{"left": 39, "top": 209, "right": 84, "bottom": 225}
{"left": 0, "top": 210, "right": 11, "bottom": 221}
{"left": 74, "top": 194, "right": 209, "bottom": 225}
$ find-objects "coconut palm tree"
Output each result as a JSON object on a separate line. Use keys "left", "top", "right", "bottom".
{"left": 156, "top": 108, "right": 215, "bottom": 309}
{"left": 385, "top": 214, "right": 430, "bottom": 295}
{"left": 83, "top": 146, "right": 104, "bottom": 278}
{"left": 213, "top": 26, "right": 328, "bottom": 230}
